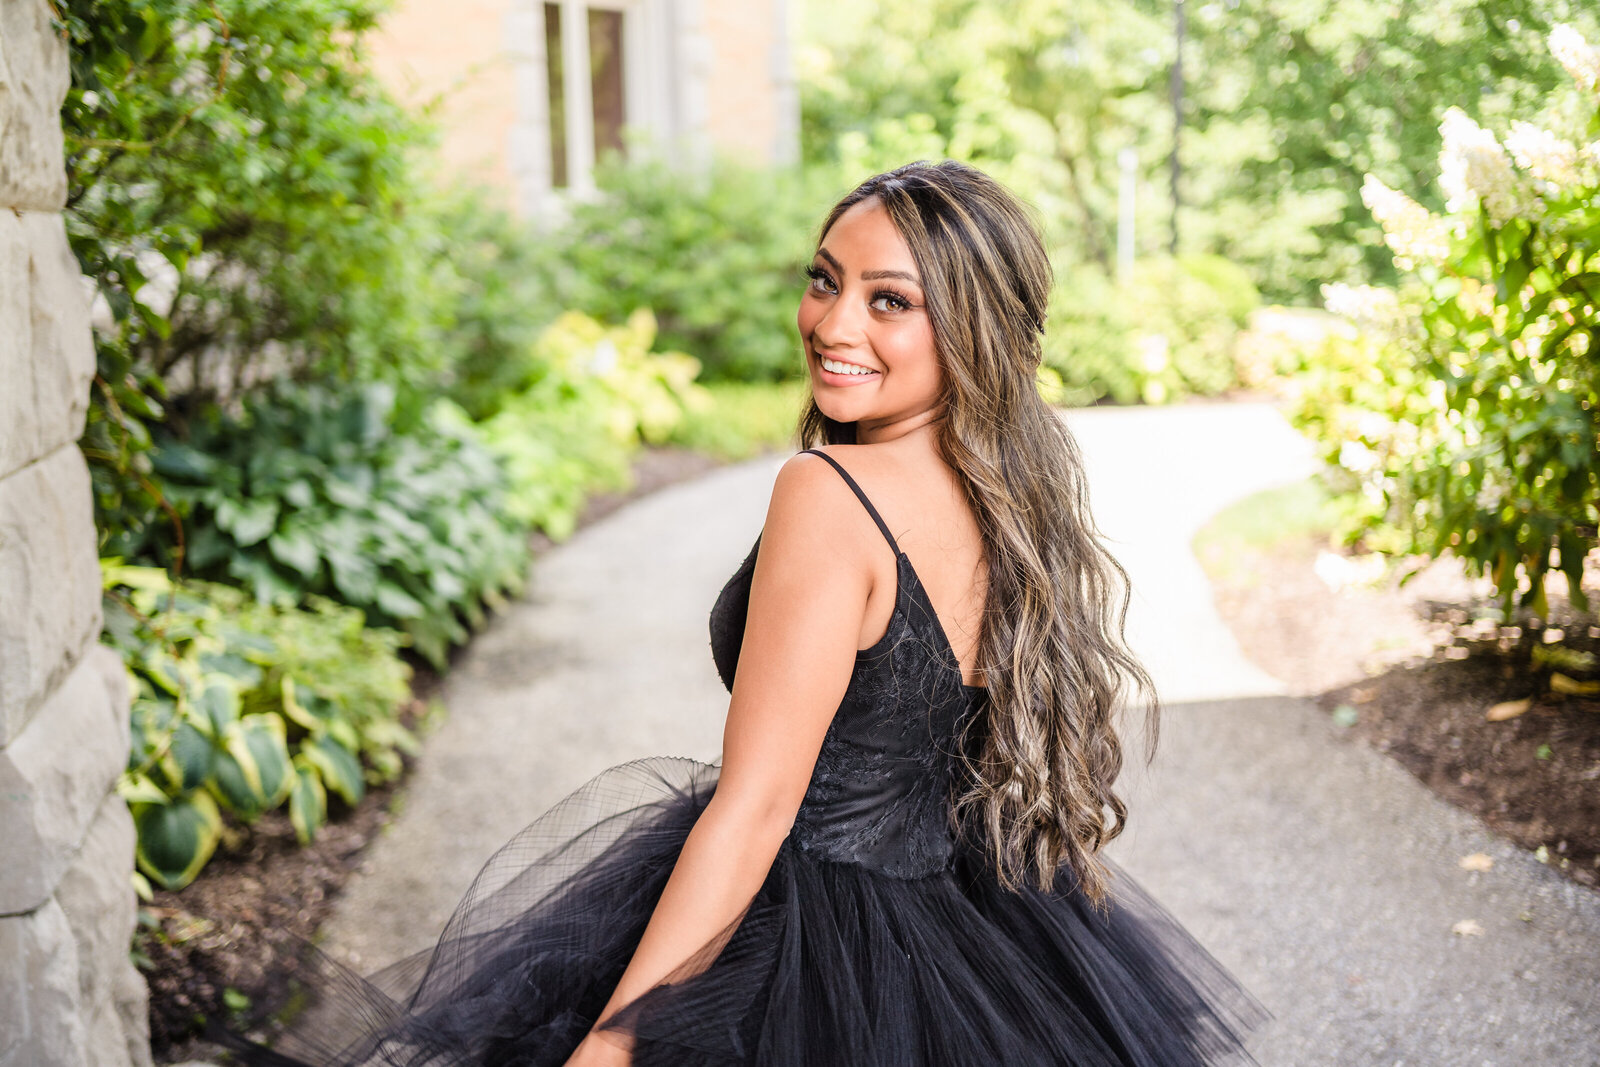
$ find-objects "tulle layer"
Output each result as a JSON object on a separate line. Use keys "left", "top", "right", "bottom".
{"left": 229, "top": 757, "right": 1266, "bottom": 1066}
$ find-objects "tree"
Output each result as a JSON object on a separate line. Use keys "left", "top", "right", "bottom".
{"left": 1183, "top": 0, "right": 1600, "bottom": 300}
{"left": 56, "top": 0, "right": 457, "bottom": 554}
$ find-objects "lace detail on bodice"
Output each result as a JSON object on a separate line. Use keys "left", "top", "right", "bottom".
{"left": 708, "top": 528, "right": 986, "bottom": 879}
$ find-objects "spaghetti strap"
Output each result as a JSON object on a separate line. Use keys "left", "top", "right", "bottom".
{"left": 800, "top": 448, "right": 902, "bottom": 556}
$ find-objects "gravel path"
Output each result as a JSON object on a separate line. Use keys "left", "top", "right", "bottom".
{"left": 318, "top": 400, "right": 1600, "bottom": 1066}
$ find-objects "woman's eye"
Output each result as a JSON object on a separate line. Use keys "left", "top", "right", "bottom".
{"left": 871, "top": 292, "right": 909, "bottom": 312}
{"left": 805, "top": 267, "right": 836, "bottom": 294}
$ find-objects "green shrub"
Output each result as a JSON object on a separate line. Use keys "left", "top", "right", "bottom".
{"left": 140, "top": 383, "right": 528, "bottom": 668}
{"left": 666, "top": 381, "right": 808, "bottom": 460}
{"left": 1288, "top": 25, "right": 1600, "bottom": 619}
{"left": 59, "top": 0, "right": 463, "bottom": 549}
{"left": 1140, "top": 255, "right": 1260, "bottom": 402}
{"left": 433, "top": 194, "right": 560, "bottom": 422}
{"left": 1043, "top": 255, "right": 1259, "bottom": 406}
{"left": 1041, "top": 264, "right": 1139, "bottom": 406}
{"left": 477, "top": 310, "right": 705, "bottom": 539}
{"left": 103, "top": 563, "right": 413, "bottom": 890}
{"left": 528, "top": 157, "right": 825, "bottom": 382}
{"left": 1231, "top": 307, "right": 1349, "bottom": 393}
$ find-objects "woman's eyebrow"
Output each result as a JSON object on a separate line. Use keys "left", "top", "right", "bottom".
{"left": 861, "top": 269, "right": 921, "bottom": 286}
{"left": 813, "top": 248, "right": 921, "bottom": 287}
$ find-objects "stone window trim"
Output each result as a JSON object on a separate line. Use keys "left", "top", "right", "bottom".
{"left": 511, "top": 0, "right": 711, "bottom": 216}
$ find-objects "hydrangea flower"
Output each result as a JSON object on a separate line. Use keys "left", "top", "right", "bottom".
{"left": 1504, "top": 122, "right": 1581, "bottom": 189}
{"left": 1550, "top": 23, "right": 1600, "bottom": 92}
{"left": 1359, "top": 175, "right": 1452, "bottom": 267}
{"left": 1437, "top": 107, "right": 1530, "bottom": 225}
{"left": 1321, "top": 282, "right": 1403, "bottom": 333}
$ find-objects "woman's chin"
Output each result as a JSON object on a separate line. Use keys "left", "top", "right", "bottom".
{"left": 810, "top": 396, "right": 860, "bottom": 427}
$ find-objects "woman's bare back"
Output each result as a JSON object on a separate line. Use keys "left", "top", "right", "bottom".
{"left": 804, "top": 441, "right": 988, "bottom": 687}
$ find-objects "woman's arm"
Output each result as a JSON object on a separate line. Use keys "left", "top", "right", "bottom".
{"left": 563, "top": 452, "right": 880, "bottom": 1066}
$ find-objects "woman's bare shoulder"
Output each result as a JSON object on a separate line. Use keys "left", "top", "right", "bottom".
{"left": 766, "top": 450, "right": 859, "bottom": 532}
{"left": 759, "top": 450, "right": 884, "bottom": 573}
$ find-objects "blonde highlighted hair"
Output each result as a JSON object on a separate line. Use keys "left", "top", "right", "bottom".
{"left": 799, "top": 160, "right": 1159, "bottom": 908}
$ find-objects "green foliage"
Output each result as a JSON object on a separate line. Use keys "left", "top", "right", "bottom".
{"left": 801, "top": 0, "right": 1171, "bottom": 271}
{"left": 1283, "top": 328, "right": 1434, "bottom": 552}
{"left": 1184, "top": 0, "right": 1600, "bottom": 301}
{"left": 1136, "top": 256, "right": 1261, "bottom": 402}
{"left": 134, "top": 383, "right": 528, "bottom": 668}
{"left": 1040, "top": 265, "right": 1139, "bottom": 406}
{"left": 57, "top": 0, "right": 461, "bottom": 550}
{"left": 432, "top": 194, "right": 559, "bottom": 422}
{"left": 798, "top": 0, "right": 1600, "bottom": 304}
{"left": 476, "top": 310, "right": 705, "bottom": 540}
{"left": 104, "top": 562, "right": 413, "bottom": 889}
{"left": 666, "top": 381, "right": 809, "bottom": 460}
{"left": 1288, "top": 32, "right": 1600, "bottom": 620}
{"left": 528, "top": 156, "right": 825, "bottom": 381}
{"left": 1043, "top": 256, "right": 1259, "bottom": 406}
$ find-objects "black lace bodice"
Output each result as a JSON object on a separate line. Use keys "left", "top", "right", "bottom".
{"left": 707, "top": 451, "right": 988, "bottom": 879}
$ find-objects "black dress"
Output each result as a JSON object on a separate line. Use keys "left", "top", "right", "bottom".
{"left": 234, "top": 448, "right": 1268, "bottom": 1065}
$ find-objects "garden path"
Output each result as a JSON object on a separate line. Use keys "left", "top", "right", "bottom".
{"left": 317, "top": 400, "right": 1600, "bottom": 1066}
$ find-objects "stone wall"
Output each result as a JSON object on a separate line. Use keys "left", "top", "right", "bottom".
{"left": 0, "top": 2, "right": 152, "bottom": 1064}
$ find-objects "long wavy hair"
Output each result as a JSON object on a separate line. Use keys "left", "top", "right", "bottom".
{"left": 798, "top": 160, "right": 1159, "bottom": 908}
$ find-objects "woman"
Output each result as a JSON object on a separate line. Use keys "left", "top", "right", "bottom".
{"left": 237, "top": 160, "right": 1267, "bottom": 1066}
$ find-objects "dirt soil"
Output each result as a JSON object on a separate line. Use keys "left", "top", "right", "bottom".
{"left": 1197, "top": 529, "right": 1600, "bottom": 891}
{"left": 145, "top": 447, "right": 729, "bottom": 1064}
{"left": 141, "top": 701, "right": 428, "bottom": 1059}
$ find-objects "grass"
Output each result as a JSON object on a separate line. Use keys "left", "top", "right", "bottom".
{"left": 668, "top": 380, "right": 808, "bottom": 460}
{"left": 1191, "top": 476, "right": 1342, "bottom": 582}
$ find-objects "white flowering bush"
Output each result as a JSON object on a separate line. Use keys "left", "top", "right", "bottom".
{"left": 1288, "top": 25, "right": 1600, "bottom": 619}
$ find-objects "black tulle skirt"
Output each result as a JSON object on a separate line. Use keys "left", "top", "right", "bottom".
{"left": 228, "top": 757, "right": 1267, "bottom": 1066}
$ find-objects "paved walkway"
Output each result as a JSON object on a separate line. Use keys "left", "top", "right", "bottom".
{"left": 320, "top": 401, "right": 1600, "bottom": 1066}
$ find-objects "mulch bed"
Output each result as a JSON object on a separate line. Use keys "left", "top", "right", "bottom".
{"left": 144, "top": 447, "right": 728, "bottom": 1064}
{"left": 142, "top": 696, "right": 432, "bottom": 1059}
{"left": 1199, "top": 528, "right": 1600, "bottom": 891}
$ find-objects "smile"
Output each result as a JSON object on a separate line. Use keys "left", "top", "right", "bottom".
{"left": 818, "top": 355, "right": 879, "bottom": 377}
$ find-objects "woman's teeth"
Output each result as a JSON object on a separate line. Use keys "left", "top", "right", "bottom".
{"left": 821, "top": 356, "right": 876, "bottom": 376}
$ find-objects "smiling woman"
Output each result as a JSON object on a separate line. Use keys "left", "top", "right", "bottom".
{"left": 223, "top": 161, "right": 1266, "bottom": 1067}
{"left": 798, "top": 203, "right": 944, "bottom": 424}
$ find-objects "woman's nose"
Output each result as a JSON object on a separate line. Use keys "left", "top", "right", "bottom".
{"left": 812, "top": 293, "right": 864, "bottom": 349}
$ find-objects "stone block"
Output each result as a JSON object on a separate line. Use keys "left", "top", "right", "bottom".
{"left": 0, "top": 444, "right": 103, "bottom": 744}
{"left": 0, "top": 0, "right": 71, "bottom": 211}
{"left": 0, "top": 211, "right": 96, "bottom": 480}
{"left": 116, "top": 960, "right": 156, "bottom": 1067}
{"left": 58, "top": 793, "right": 152, "bottom": 1067}
{"left": 0, "top": 914, "right": 21, "bottom": 1064}
{"left": 0, "top": 645, "right": 129, "bottom": 915}
{"left": 0, "top": 898, "right": 88, "bottom": 1067}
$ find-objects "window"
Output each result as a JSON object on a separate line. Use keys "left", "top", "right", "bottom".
{"left": 543, "top": 4, "right": 568, "bottom": 188}
{"left": 543, "top": 2, "right": 629, "bottom": 190}
{"left": 588, "top": 9, "right": 626, "bottom": 162}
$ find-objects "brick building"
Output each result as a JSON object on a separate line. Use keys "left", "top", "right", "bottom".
{"left": 369, "top": 0, "right": 799, "bottom": 214}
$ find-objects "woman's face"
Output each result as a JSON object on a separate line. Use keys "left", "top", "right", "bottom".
{"left": 797, "top": 199, "right": 943, "bottom": 440}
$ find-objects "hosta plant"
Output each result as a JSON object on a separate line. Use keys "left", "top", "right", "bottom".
{"left": 104, "top": 561, "right": 413, "bottom": 890}
{"left": 476, "top": 309, "right": 706, "bottom": 540}
{"left": 147, "top": 382, "right": 529, "bottom": 668}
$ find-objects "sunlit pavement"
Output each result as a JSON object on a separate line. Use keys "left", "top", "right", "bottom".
{"left": 1073, "top": 401, "right": 1600, "bottom": 1067}
{"left": 319, "top": 400, "right": 1600, "bottom": 1066}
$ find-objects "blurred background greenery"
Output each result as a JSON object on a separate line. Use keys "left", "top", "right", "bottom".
{"left": 56, "top": 0, "right": 1599, "bottom": 892}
